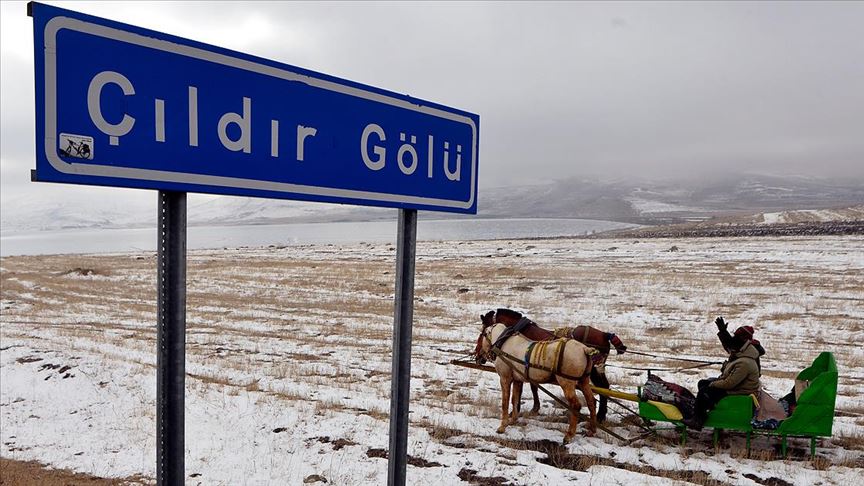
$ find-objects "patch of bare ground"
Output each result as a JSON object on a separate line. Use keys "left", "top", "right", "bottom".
{"left": 312, "top": 436, "right": 358, "bottom": 451}
{"left": 643, "top": 325, "right": 675, "bottom": 336}
{"left": 483, "top": 437, "right": 733, "bottom": 486}
{"left": 742, "top": 473, "right": 793, "bottom": 486}
{"left": 0, "top": 458, "right": 151, "bottom": 485}
{"left": 831, "top": 431, "right": 864, "bottom": 451}
{"left": 364, "top": 448, "right": 443, "bottom": 467}
{"left": 457, "top": 468, "right": 514, "bottom": 486}
{"left": 415, "top": 419, "right": 469, "bottom": 444}
{"left": 61, "top": 267, "right": 110, "bottom": 277}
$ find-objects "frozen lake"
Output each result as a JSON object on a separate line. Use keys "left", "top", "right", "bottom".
{"left": 0, "top": 218, "right": 635, "bottom": 256}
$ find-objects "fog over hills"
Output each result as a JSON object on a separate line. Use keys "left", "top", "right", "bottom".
{"left": 478, "top": 173, "right": 864, "bottom": 224}
{"left": 2, "top": 174, "right": 863, "bottom": 233}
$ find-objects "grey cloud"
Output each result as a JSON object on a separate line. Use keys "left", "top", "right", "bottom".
{"left": 2, "top": 1, "right": 863, "bottom": 206}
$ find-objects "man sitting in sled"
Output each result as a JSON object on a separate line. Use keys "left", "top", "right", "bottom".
{"left": 715, "top": 316, "right": 765, "bottom": 371}
{"left": 685, "top": 323, "right": 762, "bottom": 430}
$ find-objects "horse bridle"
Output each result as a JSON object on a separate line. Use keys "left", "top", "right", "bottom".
{"left": 474, "top": 323, "right": 496, "bottom": 364}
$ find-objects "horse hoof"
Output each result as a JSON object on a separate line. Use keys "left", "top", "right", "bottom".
{"left": 562, "top": 435, "right": 573, "bottom": 444}
{"left": 496, "top": 427, "right": 506, "bottom": 434}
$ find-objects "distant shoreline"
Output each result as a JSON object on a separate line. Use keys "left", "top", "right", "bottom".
{"left": 0, "top": 218, "right": 634, "bottom": 257}
{"left": 591, "top": 220, "right": 864, "bottom": 239}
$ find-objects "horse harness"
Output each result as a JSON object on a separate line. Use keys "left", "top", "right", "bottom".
{"left": 482, "top": 325, "right": 595, "bottom": 381}
{"left": 524, "top": 339, "right": 569, "bottom": 379}
{"left": 491, "top": 316, "right": 534, "bottom": 350}
{"left": 554, "top": 326, "right": 612, "bottom": 355}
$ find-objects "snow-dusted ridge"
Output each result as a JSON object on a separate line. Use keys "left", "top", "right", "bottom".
{"left": 4, "top": 174, "right": 863, "bottom": 233}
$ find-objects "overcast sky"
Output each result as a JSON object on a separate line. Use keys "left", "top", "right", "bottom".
{"left": 2, "top": 1, "right": 863, "bottom": 209}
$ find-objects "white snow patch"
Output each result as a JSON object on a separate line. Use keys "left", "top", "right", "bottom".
{"left": 626, "top": 198, "right": 707, "bottom": 214}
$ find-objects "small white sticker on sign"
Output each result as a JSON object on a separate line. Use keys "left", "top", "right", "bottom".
{"left": 59, "top": 133, "right": 94, "bottom": 160}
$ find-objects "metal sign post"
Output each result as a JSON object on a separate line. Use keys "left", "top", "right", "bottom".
{"left": 388, "top": 209, "right": 417, "bottom": 485}
{"left": 156, "top": 191, "right": 186, "bottom": 486}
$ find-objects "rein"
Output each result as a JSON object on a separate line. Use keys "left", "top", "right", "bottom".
{"left": 480, "top": 327, "right": 725, "bottom": 376}
{"left": 604, "top": 361, "right": 719, "bottom": 373}
{"left": 624, "top": 349, "right": 723, "bottom": 365}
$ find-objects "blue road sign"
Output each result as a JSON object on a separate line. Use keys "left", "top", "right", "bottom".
{"left": 31, "top": 3, "right": 480, "bottom": 214}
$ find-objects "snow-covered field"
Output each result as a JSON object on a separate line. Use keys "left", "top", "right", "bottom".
{"left": 1, "top": 236, "right": 863, "bottom": 485}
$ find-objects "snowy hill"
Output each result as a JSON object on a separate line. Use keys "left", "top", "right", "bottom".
{"left": 0, "top": 192, "right": 391, "bottom": 234}
{"left": 2, "top": 174, "right": 862, "bottom": 233}
{"left": 759, "top": 206, "right": 864, "bottom": 224}
{"left": 0, "top": 191, "right": 154, "bottom": 233}
{"left": 477, "top": 174, "right": 864, "bottom": 223}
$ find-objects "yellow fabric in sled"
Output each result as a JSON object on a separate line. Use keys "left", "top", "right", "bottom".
{"left": 590, "top": 386, "right": 639, "bottom": 403}
{"left": 647, "top": 400, "right": 683, "bottom": 421}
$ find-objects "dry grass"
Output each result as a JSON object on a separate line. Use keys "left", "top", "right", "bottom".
{"left": 832, "top": 431, "right": 864, "bottom": 451}
{"left": 418, "top": 418, "right": 467, "bottom": 443}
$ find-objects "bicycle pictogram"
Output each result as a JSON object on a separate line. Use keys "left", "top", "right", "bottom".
{"left": 59, "top": 134, "right": 94, "bottom": 159}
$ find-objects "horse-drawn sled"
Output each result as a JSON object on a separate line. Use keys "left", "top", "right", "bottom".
{"left": 453, "top": 309, "right": 838, "bottom": 459}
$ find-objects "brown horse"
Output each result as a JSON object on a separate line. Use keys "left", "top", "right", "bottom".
{"left": 487, "top": 308, "right": 622, "bottom": 422}
{"left": 474, "top": 320, "right": 597, "bottom": 443}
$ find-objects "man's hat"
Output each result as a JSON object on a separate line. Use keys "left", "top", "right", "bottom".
{"left": 734, "top": 326, "right": 754, "bottom": 341}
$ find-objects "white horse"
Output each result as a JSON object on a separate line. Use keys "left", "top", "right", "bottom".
{"left": 475, "top": 322, "right": 597, "bottom": 443}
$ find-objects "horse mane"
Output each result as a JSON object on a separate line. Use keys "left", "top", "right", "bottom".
{"left": 496, "top": 308, "right": 523, "bottom": 320}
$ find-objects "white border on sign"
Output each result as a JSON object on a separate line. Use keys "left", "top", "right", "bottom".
{"left": 43, "top": 16, "right": 477, "bottom": 209}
